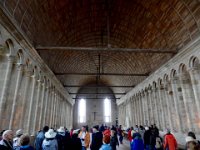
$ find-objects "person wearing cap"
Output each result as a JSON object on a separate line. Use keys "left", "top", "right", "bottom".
{"left": 90, "top": 125, "right": 103, "bottom": 150}
{"left": 99, "top": 135, "right": 111, "bottom": 150}
{"left": 42, "top": 129, "right": 58, "bottom": 150}
{"left": 163, "top": 129, "right": 177, "bottom": 150}
{"left": 0, "top": 130, "right": 13, "bottom": 150}
{"left": 13, "top": 129, "right": 23, "bottom": 149}
{"left": 71, "top": 129, "right": 82, "bottom": 150}
{"left": 185, "top": 136, "right": 200, "bottom": 150}
{"left": 56, "top": 126, "right": 68, "bottom": 150}
{"left": 35, "top": 126, "right": 49, "bottom": 150}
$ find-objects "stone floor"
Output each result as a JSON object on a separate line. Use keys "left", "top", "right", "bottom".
{"left": 118, "top": 139, "right": 130, "bottom": 150}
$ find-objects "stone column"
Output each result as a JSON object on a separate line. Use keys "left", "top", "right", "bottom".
{"left": 39, "top": 82, "right": 46, "bottom": 129}
{"left": 144, "top": 91, "right": 150, "bottom": 126}
{"left": 152, "top": 87, "right": 160, "bottom": 128}
{"left": 179, "top": 73, "right": 198, "bottom": 132}
{"left": 158, "top": 84, "right": 166, "bottom": 130}
{"left": 33, "top": 79, "right": 42, "bottom": 132}
{"left": 139, "top": 94, "right": 144, "bottom": 126}
{"left": 189, "top": 67, "right": 200, "bottom": 126}
{"left": 19, "top": 69, "right": 31, "bottom": 128}
{"left": 43, "top": 86, "right": 50, "bottom": 125}
{"left": 148, "top": 90, "right": 154, "bottom": 125}
{"left": 171, "top": 77, "right": 184, "bottom": 133}
{"left": 49, "top": 88, "right": 54, "bottom": 127}
{"left": 27, "top": 75, "right": 36, "bottom": 134}
{"left": 9, "top": 63, "right": 23, "bottom": 129}
{"left": 141, "top": 92, "right": 146, "bottom": 125}
{"left": 0, "top": 56, "right": 14, "bottom": 129}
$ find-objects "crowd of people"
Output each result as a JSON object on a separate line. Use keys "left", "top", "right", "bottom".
{"left": 0, "top": 124, "right": 200, "bottom": 150}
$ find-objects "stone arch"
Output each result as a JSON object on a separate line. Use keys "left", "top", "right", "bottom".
{"left": 170, "top": 69, "right": 177, "bottom": 80}
{"left": 189, "top": 56, "right": 200, "bottom": 68}
{"left": 179, "top": 63, "right": 188, "bottom": 74}
{"left": 16, "top": 49, "right": 24, "bottom": 64}
{"left": 5, "top": 39, "right": 15, "bottom": 56}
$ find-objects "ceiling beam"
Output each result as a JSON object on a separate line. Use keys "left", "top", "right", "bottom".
{"left": 64, "top": 85, "right": 135, "bottom": 88}
{"left": 55, "top": 72, "right": 149, "bottom": 76}
{"left": 72, "top": 98, "right": 120, "bottom": 100}
{"left": 36, "top": 46, "right": 178, "bottom": 54}
{"left": 69, "top": 93, "right": 126, "bottom": 95}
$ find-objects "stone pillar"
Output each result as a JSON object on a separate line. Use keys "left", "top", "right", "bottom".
{"left": 158, "top": 84, "right": 166, "bottom": 130}
{"left": 179, "top": 73, "right": 198, "bottom": 132}
{"left": 139, "top": 94, "right": 144, "bottom": 125}
{"left": 148, "top": 90, "right": 154, "bottom": 125}
{"left": 141, "top": 92, "right": 146, "bottom": 125}
{"left": 49, "top": 88, "right": 54, "bottom": 127}
{"left": 144, "top": 91, "right": 150, "bottom": 126}
{"left": 33, "top": 79, "right": 42, "bottom": 132}
{"left": 0, "top": 56, "right": 14, "bottom": 129}
{"left": 152, "top": 87, "right": 160, "bottom": 128}
{"left": 19, "top": 69, "right": 31, "bottom": 128}
{"left": 39, "top": 82, "right": 46, "bottom": 130}
{"left": 27, "top": 75, "right": 36, "bottom": 134}
{"left": 43, "top": 86, "right": 50, "bottom": 125}
{"left": 9, "top": 63, "right": 23, "bottom": 129}
{"left": 171, "top": 77, "right": 184, "bottom": 133}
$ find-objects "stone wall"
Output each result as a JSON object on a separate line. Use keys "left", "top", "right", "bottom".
{"left": 0, "top": 23, "right": 74, "bottom": 135}
{"left": 117, "top": 36, "right": 200, "bottom": 145}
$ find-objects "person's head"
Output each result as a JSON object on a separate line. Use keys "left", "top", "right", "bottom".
{"left": 145, "top": 126, "right": 149, "bottom": 131}
{"left": 45, "top": 129, "right": 57, "bottom": 139}
{"left": 111, "top": 130, "right": 115, "bottom": 137}
{"left": 43, "top": 126, "right": 49, "bottom": 133}
{"left": 166, "top": 128, "right": 171, "bottom": 134}
{"left": 186, "top": 136, "right": 198, "bottom": 150}
{"left": 93, "top": 125, "right": 99, "bottom": 133}
{"left": 20, "top": 134, "right": 30, "bottom": 146}
{"left": 188, "top": 131, "right": 196, "bottom": 139}
{"left": 135, "top": 125, "right": 138, "bottom": 128}
{"left": 2, "top": 130, "right": 13, "bottom": 141}
{"left": 82, "top": 126, "right": 86, "bottom": 132}
{"left": 16, "top": 129, "right": 23, "bottom": 137}
{"left": 130, "top": 127, "right": 133, "bottom": 130}
{"left": 103, "top": 135, "right": 110, "bottom": 144}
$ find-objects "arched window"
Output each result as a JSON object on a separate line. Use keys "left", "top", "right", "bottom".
{"left": 104, "top": 98, "right": 111, "bottom": 122}
{"left": 78, "top": 99, "right": 86, "bottom": 123}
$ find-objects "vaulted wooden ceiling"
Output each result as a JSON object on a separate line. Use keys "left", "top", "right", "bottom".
{"left": 1, "top": 0, "right": 200, "bottom": 99}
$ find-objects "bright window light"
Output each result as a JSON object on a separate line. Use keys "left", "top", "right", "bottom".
{"left": 78, "top": 99, "right": 86, "bottom": 123}
{"left": 104, "top": 98, "right": 111, "bottom": 122}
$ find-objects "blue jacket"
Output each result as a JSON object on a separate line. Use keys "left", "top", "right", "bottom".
{"left": 42, "top": 139, "right": 58, "bottom": 150}
{"left": 99, "top": 144, "right": 112, "bottom": 150}
{"left": 131, "top": 136, "right": 144, "bottom": 150}
{"left": 35, "top": 131, "right": 45, "bottom": 150}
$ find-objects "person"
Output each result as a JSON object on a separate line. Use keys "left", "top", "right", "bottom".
{"left": 70, "top": 129, "right": 73, "bottom": 138}
{"left": 18, "top": 134, "right": 34, "bottom": 150}
{"left": 185, "top": 136, "right": 200, "bottom": 150}
{"left": 42, "top": 129, "right": 58, "bottom": 150}
{"left": 103, "top": 127, "right": 111, "bottom": 137}
{"left": 56, "top": 126, "right": 67, "bottom": 150}
{"left": 128, "top": 127, "right": 133, "bottom": 143}
{"left": 35, "top": 126, "right": 49, "bottom": 150}
{"left": 131, "top": 132, "right": 144, "bottom": 150}
{"left": 163, "top": 129, "right": 177, "bottom": 150}
{"left": 144, "top": 127, "right": 151, "bottom": 150}
{"left": 0, "top": 130, "right": 13, "bottom": 150}
{"left": 90, "top": 125, "right": 103, "bottom": 150}
{"left": 71, "top": 129, "right": 82, "bottom": 150}
{"left": 150, "top": 129, "right": 163, "bottom": 150}
{"left": 139, "top": 126, "right": 145, "bottom": 140}
{"left": 100, "top": 124, "right": 105, "bottom": 133}
{"left": 0, "top": 130, "right": 6, "bottom": 141}
{"left": 79, "top": 126, "right": 90, "bottom": 150}
{"left": 99, "top": 135, "right": 111, "bottom": 150}
{"left": 187, "top": 132, "right": 200, "bottom": 145}
{"left": 110, "top": 130, "right": 119, "bottom": 150}
{"left": 13, "top": 129, "right": 23, "bottom": 150}
{"left": 118, "top": 125, "right": 123, "bottom": 144}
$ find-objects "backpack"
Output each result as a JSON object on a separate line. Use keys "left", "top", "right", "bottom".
{"left": 155, "top": 137, "right": 162, "bottom": 149}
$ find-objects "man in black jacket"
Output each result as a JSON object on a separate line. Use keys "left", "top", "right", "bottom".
{"left": 0, "top": 130, "right": 13, "bottom": 150}
{"left": 90, "top": 125, "right": 103, "bottom": 150}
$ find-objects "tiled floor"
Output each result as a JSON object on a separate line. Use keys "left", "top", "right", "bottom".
{"left": 118, "top": 139, "right": 130, "bottom": 150}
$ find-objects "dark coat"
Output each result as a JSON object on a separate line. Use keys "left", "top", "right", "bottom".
{"left": 56, "top": 132, "right": 72, "bottom": 150}
{"left": 110, "top": 135, "right": 119, "bottom": 150}
{"left": 91, "top": 132, "right": 103, "bottom": 150}
{"left": 144, "top": 130, "right": 151, "bottom": 146}
{"left": 71, "top": 134, "right": 82, "bottom": 150}
{"left": 0, "top": 140, "right": 13, "bottom": 150}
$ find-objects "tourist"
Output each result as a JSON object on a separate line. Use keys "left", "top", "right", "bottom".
{"left": 163, "top": 129, "right": 177, "bottom": 150}
{"left": 0, "top": 130, "right": 13, "bottom": 150}
{"left": 90, "top": 125, "right": 103, "bottom": 150}
{"left": 42, "top": 129, "right": 58, "bottom": 150}
{"left": 143, "top": 126, "right": 151, "bottom": 150}
{"left": 35, "top": 126, "right": 49, "bottom": 150}
{"left": 78, "top": 126, "right": 90, "bottom": 150}
{"left": 56, "top": 126, "right": 67, "bottom": 150}
{"left": 70, "top": 129, "right": 74, "bottom": 138}
{"left": 139, "top": 125, "right": 145, "bottom": 140}
{"left": 103, "top": 126, "right": 111, "bottom": 137}
{"left": 100, "top": 124, "right": 105, "bottom": 132}
{"left": 110, "top": 130, "right": 119, "bottom": 150}
{"left": 71, "top": 129, "right": 82, "bottom": 150}
{"left": 13, "top": 129, "right": 23, "bottom": 150}
{"left": 131, "top": 132, "right": 144, "bottom": 150}
{"left": 99, "top": 135, "right": 111, "bottom": 150}
{"left": 118, "top": 125, "right": 123, "bottom": 144}
{"left": 0, "top": 130, "right": 6, "bottom": 141}
{"left": 128, "top": 127, "right": 133, "bottom": 143}
{"left": 18, "top": 134, "right": 34, "bottom": 150}
{"left": 150, "top": 129, "right": 163, "bottom": 150}
{"left": 185, "top": 136, "right": 200, "bottom": 150}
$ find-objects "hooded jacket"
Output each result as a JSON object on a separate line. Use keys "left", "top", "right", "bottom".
{"left": 99, "top": 143, "right": 112, "bottom": 150}
{"left": 42, "top": 139, "right": 58, "bottom": 150}
{"left": 163, "top": 133, "right": 177, "bottom": 150}
{"left": 131, "top": 134, "right": 144, "bottom": 150}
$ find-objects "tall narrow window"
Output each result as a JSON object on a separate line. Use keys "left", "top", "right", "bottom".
{"left": 78, "top": 99, "right": 86, "bottom": 123}
{"left": 104, "top": 98, "right": 111, "bottom": 122}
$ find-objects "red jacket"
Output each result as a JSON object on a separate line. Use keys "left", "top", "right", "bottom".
{"left": 128, "top": 129, "right": 132, "bottom": 142}
{"left": 103, "top": 129, "right": 111, "bottom": 136}
{"left": 163, "top": 134, "right": 177, "bottom": 150}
